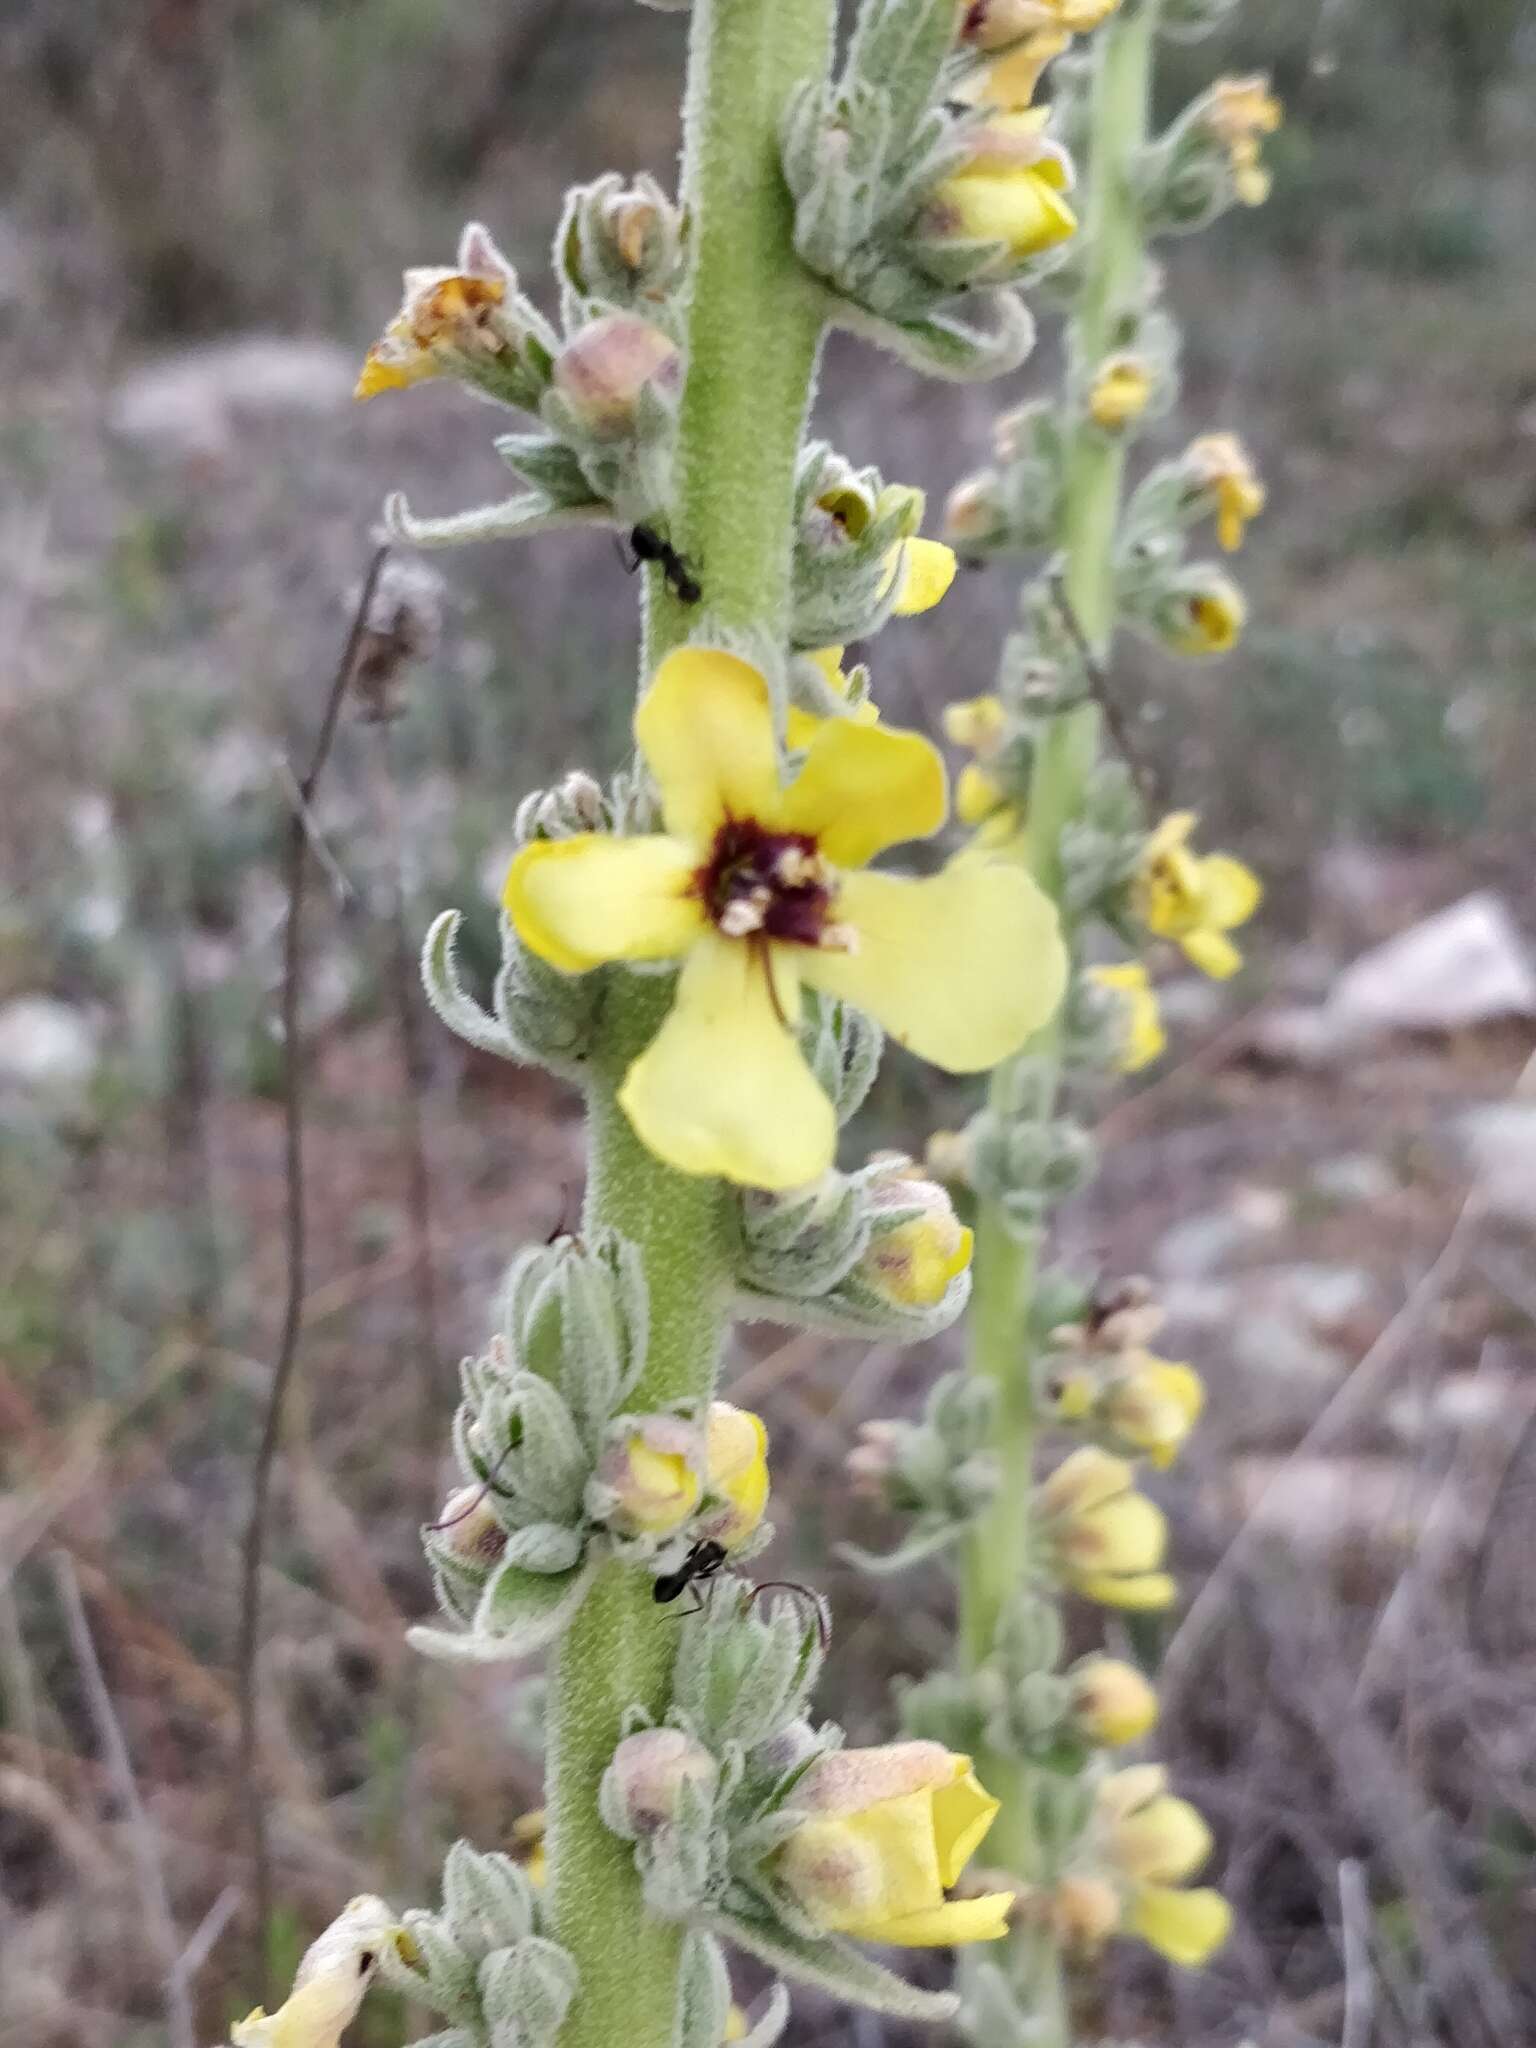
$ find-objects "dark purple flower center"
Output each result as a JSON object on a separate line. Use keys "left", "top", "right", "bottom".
{"left": 694, "top": 817, "right": 836, "bottom": 948}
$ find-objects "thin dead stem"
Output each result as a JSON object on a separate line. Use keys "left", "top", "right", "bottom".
{"left": 233, "top": 543, "right": 387, "bottom": 1993}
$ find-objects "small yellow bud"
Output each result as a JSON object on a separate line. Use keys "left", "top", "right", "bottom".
{"left": 1086, "top": 961, "right": 1166, "bottom": 1073}
{"left": 928, "top": 113, "right": 1078, "bottom": 266}
{"left": 600, "top": 1416, "right": 701, "bottom": 1537}
{"left": 552, "top": 313, "right": 680, "bottom": 439}
{"left": 699, "top": 1401, "right": 771, "bottom": 1549}
{"left": 1159, "top": 574, "right": 1247, "bottom": 656}
{"left": 1068, "top": 1655, "right": 1160, "bottom": 1747}
{"left": 956, "top": 761, "right": 1007, "bottom": 826}
{"left": 1088, "top": 353, "right": 1155, "bottom": 430}
{"left": 859, "top": 1159, "right": 973, "bottom": 1309}
{"left": 1100, "top": 1355, "right": 1205, "bottom": 1469}
{"left": 943, "top": 694, "right": 1009, "bottom": 757}
{"left": 512, "top": 1808, "right": 547, "bottom": 1888}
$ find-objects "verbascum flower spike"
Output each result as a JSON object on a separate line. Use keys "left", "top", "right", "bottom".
{"left": 1038, "top": 1447, "right": 1177, "bottom": 1610}
{"left": 1067, "top": 1655, "right": 1159, "bottom": 1748}
{"left": 505, "top": 649, "right": 1066, "bottom": 1189}
{"left": 1093, "top": 1765, "right": 1232, "bottom": 1966}
{"left": 231, "top": 1896, "right": 403, "bottom": 2048}
{"left": 1183, "top": 431, "right": 1266, "bottom": 551}
{"left": 1205, "top": 74, "right": 1283, "bottom": 207}
{"left": 699, "top": 1401, "right": 771, "bottom": 1548}
{"left": 1085, "top": 961, "right": 1166, "bottom": 1072}
{"left": 776, "top": 1742, "right": 1013, "bottom": 1946}
{"left": 1135, "top": 810, "right": 1261, "bottom": 979}
{"left": 925, "top": 112, "right": 1079, "bottom": 271}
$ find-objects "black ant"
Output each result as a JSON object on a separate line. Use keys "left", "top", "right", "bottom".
{"left": 653, "top": 1540, "right": 830, "bottom": 1652}
{"left": 621, "top": 523, "right": 702, "bottom": 605}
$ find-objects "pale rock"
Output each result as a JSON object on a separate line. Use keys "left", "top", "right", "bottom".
{"left": 108, "top": 335, "right": 357, "bottom": 463}
{"left": 1457, "top": 1102, "right": 1536, "bottom": 1227}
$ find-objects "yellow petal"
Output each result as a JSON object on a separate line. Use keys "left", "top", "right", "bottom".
{"left": 504, "top": 834, "right": 701, "bottom": 974}
{"left": 931, "top": 1768, "right": 999, "bottom": 1888}
{"left": 1113, "top": 1795, "right": 1213, "bottom": 1883}
{"left": 848, "top": 1893, "right": 1013, "bottom": 1946}
{"left": 884, "top": 538, "right": 958, "bottom": 616}
{"left": 938, "top": 172, "right": 1079, "bottom": 258}
{"left": 1072, "top": 1569, "right": 1178, "bottom": 1610}
{"left": 843, "top": 1788, "right": 946, "bottom": 1922}
{"left": 635, "top": 648, "right": 782, "bottom": 843}
{"left": 1179, "top": 927, "right": 1243, "bottom": 980}
{"left": 1127, "top": 1885, "right": 1232, "bottom": 1968}
{"left": 802, "top": 861, "right": 1066, "bottom": 1073}
{"left": 1075, "top": 1492, "right": 1167, "bottom": 1574}
{"left": 782, "top": 719, "right": 946, "bottom": 869}
{"left": 1201, "top": 853, "right": 1262, "bottom": 932}
{"left": 618, "top": 933, "right": 834, "bottom": 1190}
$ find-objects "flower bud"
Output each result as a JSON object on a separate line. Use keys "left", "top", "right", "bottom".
{"left": 434, "top": 1485, "right": 508, "bottom": 1567}
{"left": 1088, "top": 353, "right": 1154, "bottom": 431}
{"left": 1067, "top": 1655, "right": 1159, "bottom": 1747}
{"left": 552, "top": 314, "right": 681, "bottom": 440}
{"left": 1049, "top": 1873, "right": 1124, "bottom": 1950}
{"left": 1097, "top": 1766, "right": 1213, "bottom": 1883}
{"left": 942, "top": 471, "right": 1008, "bottom": 549}
{"left": 956, "top": 761, "right": 1007, "bottom": 827}
{"left": 511, "top": 1807, "right": 547, "bottom": 1887}
{"left": 845, "top": 1418, "right": 905, "bottom": 1499}
{"left": 1151, "top": 569, "right": 1247, "bottom": 656}
{"left": 858, "top": 1159, "right": 973, "bottom": 1310}
{"left": 943, "top": 694, "right": 1008, "bottom": 757}
{"left": 924, "top": 1127, "right": 975, "bottom": 1188}
{"left": 1204, "top": 74, "right": 1282, "bottom": 206}
{"left": 698, "top": 1401, "right": 770, "bottom": 1549}
{"left": 926, "top": 113, "right": 1078, "bottom": 269}
{"left": 1100, "top": 1355, "right": 1205, "bottom": 1469}
{"left": 604, "top": 1728, "right": 718, "bottom": 1837}
{"left": 1039, "top": 1447, "right": 1176, "bottom": 1609}
{"left": 1084, "top": 961, "right": 1165, "bottom": 1073}
{"left": 598, "top": 1415, "right": 700, "bottom": 1537}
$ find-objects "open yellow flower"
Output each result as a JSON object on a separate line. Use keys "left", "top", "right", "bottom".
{"left": 232, "top": 1897, "right": 402, "bottom": 2048}
{"left": 1161, "top": 577, "right": 1247, "bottom": 655}
{"left": 1096, "top": 1766, "right": 1231, "bottom": 1968}
{"left": 930, "top": 110, "right": 1078, "bottom": 264}
{"left": 506, "top": 650, "right": 1065, "bottom": 1189}
{"left": 702, "top": 1401, "right": 770, "bottom": 1548}
{"left": 605, "top": 1417, "right": 703, "bottom": 1537}
{"left": 1039, "top": 1447, "right": 1177, "bottom": 1610}
{"left": 777, "top": 1741, "right": 1012, "bottom": 1946}
{"left": 1185, "top": 432, "right": 1265, "bottom": 552}
{"left": 1101, "top": 1355, "right": 1205, "bottom": 1469}
{"left": 1136, "top": 811, "right": 1261, "bottom": 979}
{"left": 1086, "top": 961, "right": 1165, "bottom": 1072}
{"left": 1205, "top": 74, "right": 1282, "bottom": 207}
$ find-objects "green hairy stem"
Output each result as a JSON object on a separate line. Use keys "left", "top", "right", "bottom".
{"left": 545, "top": 7, "right": 833, "bottom": 2047}
{"left": 960, "top": 2, "right": 1160, "bottom": 2036}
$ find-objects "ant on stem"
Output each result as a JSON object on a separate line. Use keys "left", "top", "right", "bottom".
{"left": 619, "top": 523, "right": 702, "bottom": 605}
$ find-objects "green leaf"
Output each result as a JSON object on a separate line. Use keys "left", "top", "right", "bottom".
{"left": 711, "top": 1909, "right": 959, "bottom": 2021}
{"left": 408, "top": 1555, "right": 597, "bottom": 1664}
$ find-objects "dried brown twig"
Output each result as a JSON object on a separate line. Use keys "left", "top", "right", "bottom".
{"left": 233, "top": 543, "right": 387, "bottom": 1993}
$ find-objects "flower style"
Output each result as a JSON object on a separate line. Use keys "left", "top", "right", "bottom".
{"left": 1038, "top": 1446, "right": 1177, "bottom": 1609}
{"left": 232, "top": 1896, "right": 403, "bottom": 2048}
{"left": 356, "top": 225, "right": 523, "bottom": 401}
{"left": 1135, "top": 811, "right": 1261, "bottom": 980}
{"left": 699, "top": 1401, "right": 771, "bottom": 1548}
{"left": 1184, "top": 432, "right": 1266, "bottom": 552}
{"left": 928, "top": 112, "right": 1078, "bottom": 267}
{"left": 776, "top": 1741, "right": 1013, "bottom": 1946}
{"left": 1204, "top": 74, "right": 1282, "bottom": 207}
{"left": 1086, "top": 961, "right": 1165, "bottom": 1072}
{"left": 506, "top": 650, "right": 1065, "bottom": 1188}
{"left": 1094, "top": 1765, "right": 1232, "bottom": 1966}
{"left": 858, "top": 1157, "right": 974, "bottom": 1309}
{"left": 1088, "top": 353, "right": 1155, "bottom": 431}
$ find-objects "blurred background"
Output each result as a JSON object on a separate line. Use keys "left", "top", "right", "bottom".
{"left": 3, "top": 1, "right": 1536, "bottom": 2043}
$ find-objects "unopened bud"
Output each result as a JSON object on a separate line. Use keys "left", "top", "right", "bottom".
{"left": 858, "top": 1159, "right": 973, "bottom": 1309}
{"left": 1067, "top": 1655, "right": 1159, "bottom": 1747}
{"left": 1088, "top": 353, "right": 1155, "bottom": 431}
{"left": 433, "top": 1485, "right": 508, "bottom": 1567}
{"left": 845, "top": 1418, "right": 904, "bottom": 1498}
{"left": 924, "top": 1128, "right": 975, "bottom": 1187}
{"left": 597, "top": 1415, "right": 700, "bottom": 1537}
{"left": 553, "top": 313, "right": 680, "bottom": 440}
{"left": 697, "top": 1401, "right": 771, "bottom": 1549}
{"left": 604, "top": 1727, "right": 718, "bottom": 1837}
{"left": 942, "top": 472, "right": 1007, "bottom": 549}
{"left": 942, "top": 694, "right": 1008, "bottom": 757}
{"left": 1050, "top": 1873, "right": 1123, "bottom": 1950}
{"left": 1151, "top": 568, "right": 1246, "bottom": 656}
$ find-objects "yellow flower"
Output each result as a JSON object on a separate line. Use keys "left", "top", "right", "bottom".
{"left": 1086, "top": 962, "right": 1165, "bottom": 1072}
{"left": 1096, "top": 1766, "right": 1231, "bottom": 1968}
{"left": 513, "top": 1807, "right": 548, "bottom": 1888}
{"left": 942, "top": 694, "right": 1008, "bottom": 757}
{"left": 1160, "top": 576, "right": 1247, "bottom": 655}
{"left": 956, "top": 761, "right": 1008, "bottom": 827}
{"left": 858, "top": 1157, "right": 974, "bottom": 1308}
{"left": 506, "top": 649, "right": 1065, "bottom": 1189}
{"left": 931, "top": 111, "right": 1078, "bottom": 264}
{"left": 1068, "top": 1656, "right": 1160, "bottom": 1748}
{"left": 602, "top": 1416, "right": 702, "bottom": 1536}
{"left": 1184, "top": 432, "right": 1265, "bottom": 553}
{"left": 777, "top": 1741, "right": 1013, "bottom": 1947}
{"left": 702, "top": 1401, "right": 771, "bottom": 1548}
{"left": 885, "top": 535, "right": 958, "bottom": 615}
{"left": 232, "top": 1897, "right": 402, "bottom": 2048}
{"left": 1135, "top": 811, "right": 1261, "bottom": 980}
{"left": 1101, "top": 1355, "right": 1205, "bottom": 1469}
{"left": 1205, "top": 74, "right": 1282, "bottom": 207}
{"left": 356, "top": 269, "right": 511, "bottom": 400}
{"left": 957, "top": 0, "right": 1120, "bottom": 49}
{"left": 1088, "top": 353, "right": 1154, "bottom": 431}
{"left": 1039, "top": 1447, "right": 1177, "bottom": 1610}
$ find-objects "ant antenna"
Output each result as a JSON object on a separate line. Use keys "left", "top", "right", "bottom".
{"left": 746, "top": 1579, "right": 831, "bottom": 1653}
{"left": 426, "top": 1441, "right": 517, "bottom": 1530}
